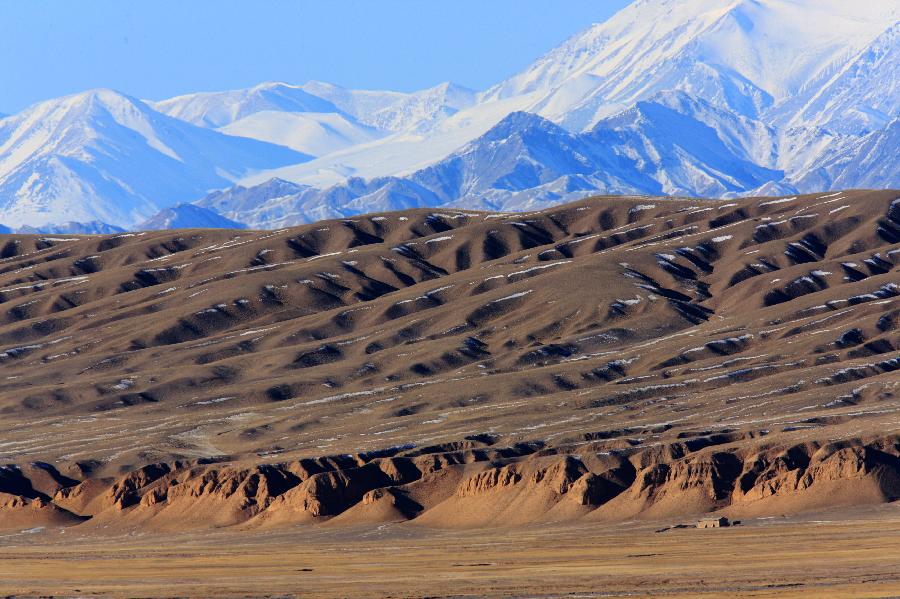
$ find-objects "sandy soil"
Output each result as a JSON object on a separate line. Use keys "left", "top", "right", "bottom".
{"left": 4, "top": 507, "right": 900, "bottom": 598}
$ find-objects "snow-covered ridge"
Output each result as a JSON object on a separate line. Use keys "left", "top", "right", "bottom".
{"left": 2, "top": 0, "right": 898, "bottom": 230}
{"left": 234, "top": 0, "right": 899, "bottom": 198}
{"left": 0, "top": 89, "right": 308, "bottom": 228}
{"left": 481, "top": 0, "right": 899, "bottom": 129}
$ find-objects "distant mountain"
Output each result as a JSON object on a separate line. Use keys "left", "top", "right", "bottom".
{"left": 0, "top": 89, "right": 309, "bottom": 228}
{"left": 3, "top": 0, "right": 899, "bottom": 231}
{"left": 153, "top": 81, "right": 476, "bottom": 134}
{"left": 13, "top": 221, "right": 126, "bottom": 235}
{"left": 137, "top": 204, "right": 247, "bottom": 230}
{"left": 237, "top": 0, "right": 898, "bottom": 197}
{"left": 794, "top": 119, "right": 900, "bottom": 192}
{"left": 203, "top": 102, "right": 788, "bottom": 226}
{"left": 479, "top": 0, "right": 899, "bottom": 196}
{"left": 297, "top": 81, "right": 477, "bottom": 132}
{"left": 218, "top": 111, "right": 384, "bottom": 157}
{"left": 410, "top": 98, "right": 781, "bottom": 205}
{"left": 150, "top": 81, "right": 473, "bottom": 160}
{"left": 195, "top": 176, "right": 441, "bottom": 229}
{"left": 150, "top": 82, "right": 340, "bottom": 128}
{"left": 151, "top": 82, "right": 386, "bottom": 157}
{"left": 482, "top": 0, "right": 899, "bottom": 129}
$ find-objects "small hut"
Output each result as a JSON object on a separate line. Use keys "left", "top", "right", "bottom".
{"left": 697, "top": 516, "right": 730, "bottom": 528}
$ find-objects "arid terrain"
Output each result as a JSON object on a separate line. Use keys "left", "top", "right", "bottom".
{"left": 1, "top": 190, "right": 899, "bottom": 596}
{"left": 5, "top": 506, "right": 900, "bottom": 598}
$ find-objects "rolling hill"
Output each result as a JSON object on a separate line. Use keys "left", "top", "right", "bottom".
{"left": 0, "top": 190, "right": 897, "bottom": 531}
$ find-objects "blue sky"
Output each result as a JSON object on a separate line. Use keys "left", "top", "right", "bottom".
{"left": 0, "top": 1, "right": 631, "bottom": 114}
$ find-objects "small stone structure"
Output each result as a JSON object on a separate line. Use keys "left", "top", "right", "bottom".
{"left": 697, "top": 516, "right": 730, "bottom": 528}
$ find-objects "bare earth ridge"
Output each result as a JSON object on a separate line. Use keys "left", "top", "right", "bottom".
{"left": 1, "top": 190, "right": 899, "bottom": 596}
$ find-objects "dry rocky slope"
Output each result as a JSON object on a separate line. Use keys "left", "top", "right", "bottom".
{"left": 0, "top": 190, "right": 898, "bottom": 532}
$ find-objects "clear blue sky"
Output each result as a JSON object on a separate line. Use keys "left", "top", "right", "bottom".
{"left": 0, "top": 1, "right": 632, "bottom": 114}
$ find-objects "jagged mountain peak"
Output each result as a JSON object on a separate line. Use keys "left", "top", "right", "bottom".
{"left": 0, "top": 88, "right": 184, "bottom": 173}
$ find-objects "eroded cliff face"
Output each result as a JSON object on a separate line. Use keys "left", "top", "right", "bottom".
{"left": 0, "top": 431, "right": 896, "bottom": 532}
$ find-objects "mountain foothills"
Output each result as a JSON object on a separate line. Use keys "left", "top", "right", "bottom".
{"left": 0, "top": 190, "right": 898, "bottom": 531}
{"left": 1, "top": 0, "right": 898, "bottom": 232}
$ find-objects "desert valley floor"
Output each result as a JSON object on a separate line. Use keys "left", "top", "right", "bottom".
{"left": 0, "top": 190, "right": 899, "bottom": 596}
{"left": 5, "top": 506, "right": 900, "bottom": 598}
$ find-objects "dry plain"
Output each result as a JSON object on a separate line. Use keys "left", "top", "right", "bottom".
{"left": 3, "top": 507, "right": 900, "bottom": 598}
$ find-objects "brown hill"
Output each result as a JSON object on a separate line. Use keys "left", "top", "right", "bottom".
{"left": 0, "top": 190, "right": 898, "bottom": 531}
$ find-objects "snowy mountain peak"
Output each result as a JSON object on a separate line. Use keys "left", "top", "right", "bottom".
{"left": 2, "top": 0, "right": 898, "bottom": 231}
{"left": 0, "top": 88, "right": 181, "bottom": 171}
{"left": 151, "top": 82, "right": 340, "bottom": 128}
{"left": 484, "top": 0, "right": 900, "bottom": 130}
{"left": 0, "top": 87, "right": 307, "bottom": 228}
{"left": 137, "top": 203, "right": 247, "bottom": 231}
{"left": 480, "top": 111, "right": 565, "bottom": 141}
{"left": 6, "top": 88, "right": 156, "bottom": 130}
{"left": 298, "top": 80, "right": 477, "bottom": 132}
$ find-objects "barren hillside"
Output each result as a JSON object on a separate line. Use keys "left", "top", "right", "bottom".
{"left": 0, "top": 190, "right": 898, "bottom": 532}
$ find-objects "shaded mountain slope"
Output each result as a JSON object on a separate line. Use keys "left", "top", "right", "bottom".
{"left": 138, "top": 204, "right": 248, "bottom": 231}
{"left": 204, "top": 100, "right": 786, "bottom": 226}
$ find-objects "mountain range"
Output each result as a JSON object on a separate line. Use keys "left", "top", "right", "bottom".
{"left": 1, "top": 0, "right": 898, "bottom": 231}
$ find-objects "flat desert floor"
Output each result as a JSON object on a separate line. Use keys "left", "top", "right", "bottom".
{"left": 4, "top": 506, "right": 900, "bottom": 598}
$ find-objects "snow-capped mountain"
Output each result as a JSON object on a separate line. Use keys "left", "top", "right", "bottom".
{"left": 793, "top": 119, "right": 900, "bottom": 192}
{"left": 149, "top": 81, "right": 476, "bottom": 160}
{"left": 150, "top": 82, "right": 386, "bottom": 157}
{"left": 150, "top": 82, "right": 339, "bottom": 128}
{"left": 137, "top": 204, "right": 247, "bottom": 230}
{"left": 237, "top": 0, "right": 898, "bottom": 197}
{"left": 154, "top": 80, "right": 477, "bottom": 134}
{"left": 194, "top": 176, "right": 441, "bottom": 229}
{"left": 779, "top": 21, "right": 900, "bottom": 136}
{"left": 482, "top": 0, "right": 899, "bottom": 129}
{"left": 2, "top": 0, "right": 898, "bottom": 231}
{"left": 217, "top": 111, "right": 384, "bottom": 157}
{"left": 203, "top": 101, "right": 786, "bottom": 226}
{"left": 0, "top": 89, "right": 308, "bottom": 228}
{"left": 297, "top": 81, "right": 477, "bottom": 132}
{"left": 13, "top": 221, "right": 125, "bottom": 235}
